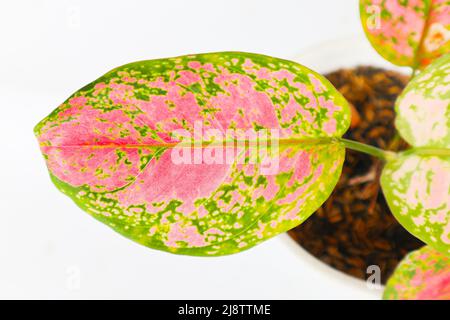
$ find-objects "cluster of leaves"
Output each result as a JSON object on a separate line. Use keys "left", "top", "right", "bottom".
{"left": 34, "top": 0, "right": 449, "bottom": 300}
{"left": 360, "top": 0, "right": 450, "bottom": 299}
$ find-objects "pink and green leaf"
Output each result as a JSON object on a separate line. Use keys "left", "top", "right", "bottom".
{"left": 381, "top": 54, "right": 450, "bottom": 256}
{"left": 360, "top": 0, "right": 450, "bottom": 69}
{"left": 381, "top": 153, "right": 450, "bottom": 256}
{"left": 395, "top": 53, "right": 450, "bottom": 148}
{"left": 383, "top": 246, "right": 450, "bottom": 300}
{"left": 35, "top": 52, "right": 350, "bottom": 256}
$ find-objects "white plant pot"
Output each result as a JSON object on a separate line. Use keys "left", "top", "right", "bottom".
{"left": 279, "top": 34, "right": 411, "bottom": 299}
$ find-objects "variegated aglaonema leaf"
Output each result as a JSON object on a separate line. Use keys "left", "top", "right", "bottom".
{"left": 383, "top": 246, "right": 450, "bottom": 300}
{"left": 360, "top": 0, "right": 450, "bottom": 69}
{"left": 35, "top": 52, "right": 350, "bottom": 256}
{"left": 381, "top": 54, "right": 450, "bottom": 256}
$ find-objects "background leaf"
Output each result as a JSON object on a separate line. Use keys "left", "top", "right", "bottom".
{"left": 381, "top": 54, "right": 450, "bottom": 256}
{"left": 35, "top": 52, "right": 350, "bottom": 256}
{"left": 383, "top": 245, "right": 450, "bottom": 299}
{"left": 360, "top": 0, "right": 450, "bottom": 69}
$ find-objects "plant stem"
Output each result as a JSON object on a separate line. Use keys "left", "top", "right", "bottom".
{"left": 411, "top": 67, "right": 418, "bottom": 79}
{"left": 403, "top": 147, "right": 450, "bottom": 157}
{"left": 338, "top": 138, "right": 397, "bottom": 162}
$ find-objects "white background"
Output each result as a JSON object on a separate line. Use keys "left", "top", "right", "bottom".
{"left": 0, "top": 0, "right": 385, "bottom": 299}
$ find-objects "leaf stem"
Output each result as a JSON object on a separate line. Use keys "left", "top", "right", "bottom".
{"left": 402, "top": 147, "right": 450, "bottom": 157}
{"left": 338, "top": 138, "right": 397, "bottom": 162}
{"left": 411, "top": 67, "right": 418, "bottom": 79}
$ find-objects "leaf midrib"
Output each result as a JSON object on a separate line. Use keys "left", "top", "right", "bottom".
{"left": 413, "top": 0, "right": 435, "bottom": 69}
{"left": 39, "top": 137, "right": 341, "bottom": 149}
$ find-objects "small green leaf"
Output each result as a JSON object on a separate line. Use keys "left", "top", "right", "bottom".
{"left": 383, "top": 246, "right": 450, "bottom": 300}
{"left": 35, "top": 52, "right": 350, "bottom": 256}
{"left": 360, "top": 0, "right": 450, "bottom": 69}
{"left": 381, "top": 54, "right": 450, "bottom": 256}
